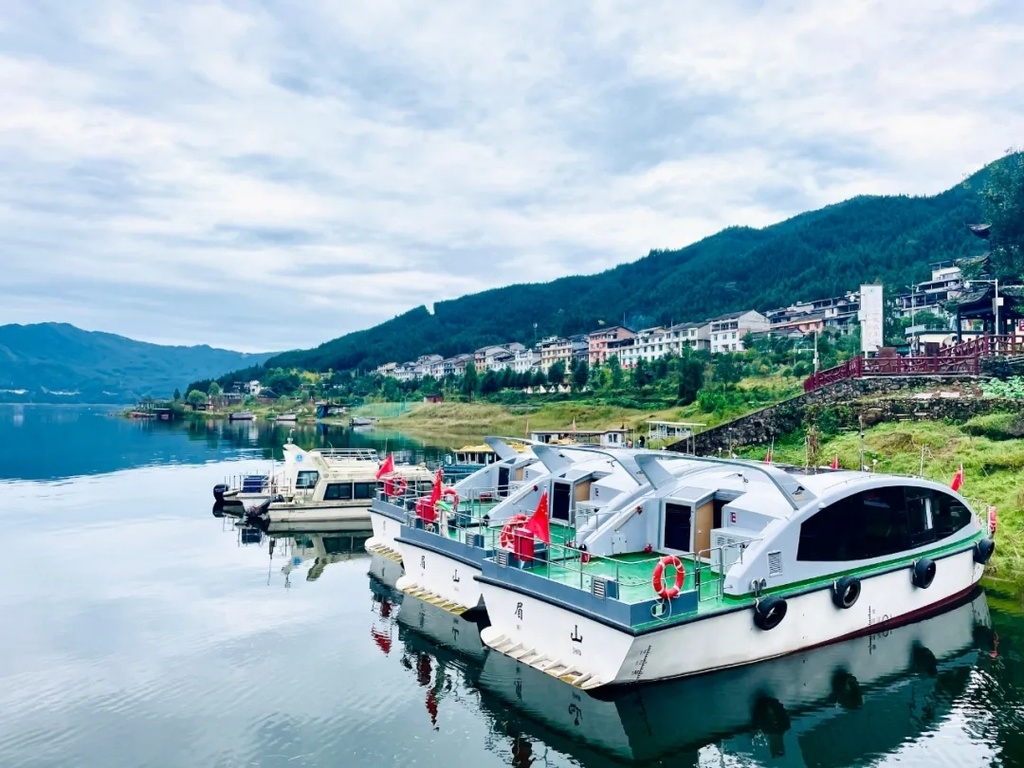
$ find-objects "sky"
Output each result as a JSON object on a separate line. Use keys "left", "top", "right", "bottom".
{"left": 1, "top": 1, "right": 1022, "bottom": 353}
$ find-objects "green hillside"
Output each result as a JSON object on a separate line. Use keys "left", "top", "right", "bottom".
{"left": 0, "top": 323, "right": 274, "bottom": 403}
{"left": 226, "top": 167, "right": 992, "bottom": 378}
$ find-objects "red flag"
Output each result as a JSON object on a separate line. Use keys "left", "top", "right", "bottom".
{"left": 764, "top": 449, "right": 772, "bottom": 464}
{"left": 375, "top": 453, "right": 395, "bottom": 480}
{"left": 522, "top": 490, "right": 550, "bottom": 545}
{"left": 430, "top": 468, "right": 443, "bottom": 505}
{"left": 831, "top": 454, "right": 839, "bottom": 470}
{"left": 951, "top": 464, "right": 964, "bottom": 492}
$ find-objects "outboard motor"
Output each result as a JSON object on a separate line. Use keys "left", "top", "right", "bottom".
{"left": 213, "top": 483, "right": 229, "bottom": 503}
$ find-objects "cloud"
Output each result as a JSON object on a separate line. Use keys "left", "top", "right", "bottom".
{"left": 0, "top": 0, "right": 1022, "bottom": 351}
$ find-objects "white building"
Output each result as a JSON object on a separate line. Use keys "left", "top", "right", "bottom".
{"left": 708, "top": 310, "right": 770, "bottom": 354}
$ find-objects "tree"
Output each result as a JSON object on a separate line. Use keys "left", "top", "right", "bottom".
{"left": 480, "top": 369, "right": 500, "bottom": 395}
{"left": 547, "top": 360, "right": 566, "bottom": 387}
{"left": 572, "top": 359, "right": 589, "bottom": 391}
{"left": 186, "top": 389, "right": 208, "bottom": 409}
{"left": 632, "top": 358, "right": 653, "bottom": 388}
{"left": 980, "top": 149, "right": 1024, "bottom": 282}
{"left": 607, "top": 354, "right": 624, "bottom": 390}
{"left": 531, "top": 368, "right": 547, "bottom": 388}
{"left": 677, "top": 359, "right": 704, "bottom": 405}
{"left": 172, "top": 388, "right": 181, "bottom": 401}
{"left": 712, "top": 354, "right": 741, "bottom": 385}
{"left": 461, "top": 362, "right": 479, "bottom": 400}
{"left": 208, "top": 381, "right": 222, "bottom": 398}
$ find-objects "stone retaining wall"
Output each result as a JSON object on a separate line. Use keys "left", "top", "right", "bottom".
{"left": 671, "top": 376, "right": 993, "bottom": 455}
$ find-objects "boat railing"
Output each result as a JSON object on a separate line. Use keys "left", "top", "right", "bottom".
{"left": 693, "top": 538, "right": 759, "bottom": 601}
{"left": 376, "top": 482, "right": 518, "bottom": 516}
{"left": 572, "top": 502, "right": 617, "bottom": 535}
{"left": 315, "top": 448, "right": 381, "bottom": 462}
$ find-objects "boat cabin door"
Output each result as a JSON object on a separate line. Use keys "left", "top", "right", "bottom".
{"left": 662, "top": 503, "right": 693, "bottom": 552}
{"left": 552, "top": 481, "right": 572, "bottom": 523}
{"left": 497, "top": 466, "right": 510, "bottom": 495}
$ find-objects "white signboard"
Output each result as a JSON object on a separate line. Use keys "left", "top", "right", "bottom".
{"left": 859, "top": 284, "right": 884, "bottom": 354}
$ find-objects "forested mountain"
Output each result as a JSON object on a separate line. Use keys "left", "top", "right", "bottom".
{"left": 0, "top": 323, "right": 273, "bottom": 403}
{"left": 226, "top": 167, "right": 990, "bottom": 378}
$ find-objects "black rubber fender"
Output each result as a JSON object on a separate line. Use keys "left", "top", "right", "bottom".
{"left": 754, "top": 595, "right": 787, "bottom": 631}
{"left": 912, "top": 558, "right": 936, "bottom": 589}
{"left": 974, "top": 538, "right": 995, "bottom": 565}
{"left": 831, "top": 575, "right": 861, "bottom": 609}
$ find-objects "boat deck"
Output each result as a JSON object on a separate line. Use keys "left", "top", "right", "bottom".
{"left": 533, "top": 550, "right": 727, "bottom": 609}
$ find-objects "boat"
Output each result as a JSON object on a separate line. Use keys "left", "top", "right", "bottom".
{"left": 229, "top": 410, "right": 255, "bottom": 421}
{"left": 365, "top": 436, "right": 540, "bottom": 563}
{"left": 350, "top": 416, "right": 378, "bottom": 428}
{"left": 472, "top": 588, "right": 993, "bottom": 764}
{"left": 244, "top": 445, "right": 435, "bottom": 533}
{"left": 475, "top": 451, "right": 996, "bottom": 690}
{"left": 214, "top": 441, "right": 387, "bottom": 510}
{"left": 274, "top": 413, "right": 298, "bottom": 422}
{"left": 389, "top": 443, "right": 647, "bottom": 617}
{"left": 440, "top": 443, "right": 497, "bottom": 482}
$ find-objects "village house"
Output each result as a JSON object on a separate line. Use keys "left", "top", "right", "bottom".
{"left": 537, "top": 336, "right": 572, "bottom": 372}
{"left": 896, "top": 264, "right": 962, "bottom": 320}
{"left": 708, "top": 310, "right": 770, "bottom": 353}
{"left": 588, "top": 326, "right": 635, "bottom": 366}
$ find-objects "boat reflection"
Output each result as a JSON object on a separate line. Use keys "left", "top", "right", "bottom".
{"left": 375, "top": 583, "right": 994, "bottom": 766}
{"left": 397, "top": 591, "right": 489, "bottom": 732}
{"left": 262, "top": 528, "right": 371, "bottom": 587}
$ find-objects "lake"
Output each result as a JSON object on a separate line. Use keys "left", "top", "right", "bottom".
{"left": 1, "top": 404, "right": 1023, "bottom": 767}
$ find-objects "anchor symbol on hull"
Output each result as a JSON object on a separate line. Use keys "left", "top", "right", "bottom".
{"left": 452, "top": 569, "right": 460, "bottom": 583}
{"left": 570, "top": 624, "right": 583, "bottom": 643}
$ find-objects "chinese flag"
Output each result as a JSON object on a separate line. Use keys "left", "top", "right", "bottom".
{"left": 764, "top": 449, "right": 772, "bottom": 464}
{"left": 951, "top": 464, "right": 964, "bottom": 492}
{"left": 430, "top": 468, "right": 443, "bottom": 505}
{"left": 375, "top": 453, "right": 395, "bottom": 480}
{"left": 831, "top": 454, "right": 839, "bottom": 470}
{"left": 522, "top": 490, "right": 551, "bottom": 545}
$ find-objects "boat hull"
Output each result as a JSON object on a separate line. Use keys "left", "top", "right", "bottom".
{"left": 394, "top": 535, "right": 485, "bottom": 615}
{"left": 474, "top": 588, "right": 991, "bottom": 762}
{"left": 478, "top": 545, "right": 985, "bottom": 689}
{"left": 366, "top": 507, "right": 406, "bottom": 562}
{"left": 266, "top": 502, "right": 371, "bottom": 531}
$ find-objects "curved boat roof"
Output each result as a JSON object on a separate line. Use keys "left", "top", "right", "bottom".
{"left": 631, "top": 452, "right": 972, "bottom": 520}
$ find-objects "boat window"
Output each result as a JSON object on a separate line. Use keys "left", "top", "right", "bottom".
{"left": 797, "top": 487, "right": 971, "bottom": 562}
{"left": 323, "top": 483, "right": 353, "bottom": 501}
{"left": 354, "top": 482, "right": 374, "bottom": 500}
{"left": 296, "top": 471, "right": 319, "bottom": 489}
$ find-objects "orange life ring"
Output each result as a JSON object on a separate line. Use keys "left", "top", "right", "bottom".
{"left": 385, "top": 476, "right": 407, "bottom": 496}
{"left": 499, "top": 513, "right": 529, "bottom": 549}
{"left": 442, "top": 487, "right": 459, "bottom": 509}
{"left": 652, "top": 554, "right": 684, "bottom": 600}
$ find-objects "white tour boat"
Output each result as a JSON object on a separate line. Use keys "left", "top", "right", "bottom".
{"left": 365, "top": 436, "right": 539, "bottom": 563}
{"left": 474, "top": 452, "right": 996, "bottom": 690}
{"left": 391, "top": 444, "right": 648, "bottom": 617}
{"left": 473, "top": 588, "right": 992, "bottom": 763}
{"left": 241, "top": 444, "right": 435, "bottom": 533}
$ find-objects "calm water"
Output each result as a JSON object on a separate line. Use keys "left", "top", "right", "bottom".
{"left": 2, "top": 405, "right": 1024, "bottom": 767}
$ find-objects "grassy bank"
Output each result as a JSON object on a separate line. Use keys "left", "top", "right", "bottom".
{"left": 735, "top": 420, "right": 1024, "bottom": 577}
{"left": 369, "top": 374, "right": 803, "bottom": 442}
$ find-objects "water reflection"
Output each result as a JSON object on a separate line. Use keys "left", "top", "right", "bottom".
{"left": 0, "top": 404, "right": 454, "bottom": 481}
{"left": 367, "top": 547, "right": 999, "bottom": 767}
{"left": 226, "top": 521, "right": 374, "bottom": 588}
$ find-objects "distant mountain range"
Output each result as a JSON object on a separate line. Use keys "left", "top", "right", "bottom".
{"left": 0, "top": 323, "right": 274, "bottom": 403}
{"left": 219, "top": 163, "right": 991, "bottom": 380}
